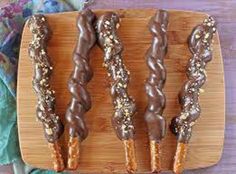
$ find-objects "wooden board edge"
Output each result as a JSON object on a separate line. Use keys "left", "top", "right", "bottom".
{"left": 17, "top": 20, "right": 31, "bottom": 165}
{"left": 34, "top": 8, "right": 215, "bottom": 17}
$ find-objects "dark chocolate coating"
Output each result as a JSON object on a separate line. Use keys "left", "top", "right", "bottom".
{"left": 65, "top": 9, "right": 96, "bottom": 141}
{"left": 28, "top": 14, "right": 63, "bottom": 143}
{"left": 96, "top": 12, "right": 136, "bottom": 140}
{"left": 144, "top": 10, "right": 169, "bottom": 142}
{"left": 170, "top": 17, "right": 217, "bottom": 143}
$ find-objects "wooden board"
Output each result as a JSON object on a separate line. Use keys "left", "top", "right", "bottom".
{"left": 17, "top": 9, "right": 225, "bottom": 173}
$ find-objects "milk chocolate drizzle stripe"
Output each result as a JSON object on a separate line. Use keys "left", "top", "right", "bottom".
{"left": 28, "top": 14, "right": 64, "bottom": 172}
{"left": 65, "top": 9, "right": 96, "bottom": 169}
{"left": 170, "top": 16, "right": 216, "bottom": 174}
{"left": 96, "top": 12, "right": 137, "bottom": 173}
{"left": 144, "top": 10, "right": 169, "bottom": 173}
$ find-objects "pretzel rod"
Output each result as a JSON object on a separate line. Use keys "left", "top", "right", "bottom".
{"left": 67, "top": 136, "right": 80, "bottom": 169}
{"left": 173, "top": 143, "right": 187, "bottom": 174}
{"left": 96, "top": 12, "right": 137, "bottom": 173}
{"left": 144, "top": 10, "right": 169, "bottom": 173}
{"left": 123, "top": 140, "right": 137, "bottom": 173}
{"left": 170, "top": 17, "right": 216, "bottom": 174}
{"left": 28, "top": 15, "right": 64, "bottom": 172}
{"left": 65, "top": 9, "right": 96, "bottom": 170}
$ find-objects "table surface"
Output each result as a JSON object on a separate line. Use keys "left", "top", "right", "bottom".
{"left": 0, "top": 0, "right": 235, "bottom": 174}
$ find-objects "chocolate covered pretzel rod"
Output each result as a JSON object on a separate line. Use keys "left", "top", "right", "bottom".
{"left": 144, "top": 10, "right": 169, "bottom": 173}
{"left": 28, "top": 15, "right": 64, "bottom": 172}
{"left": 170, "top": 17, "right": 216, "bottom": 174}
{"left": 65, "top": 9, "right": 96, "bottom": 170}
{"left": 96, "top": 12, "right": 137, "bottom": 173}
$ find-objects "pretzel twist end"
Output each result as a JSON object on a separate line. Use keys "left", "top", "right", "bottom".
{"left": 123, "top": 140, "right": 137, "bottom": 173}
{"left": 67, "top": 136, "right": 80, "bottom": 170}
{"left": 150, "top": 141, "right": 162, "bottom": 173}
{"left": 48, "top": 141, "right": 65, "bottom": 172}
{"left": 173, "top": 143, "right": 188, "bottom": 174}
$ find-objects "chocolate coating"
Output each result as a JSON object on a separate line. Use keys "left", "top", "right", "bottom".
{"left": 28, "top": 14, "right": 63, "bottom": 143}
{"left": 96, "top": 12, "right": 136, "bottom": 140}
{"left": 170, "top": 17, "right": 217, "bottom": 143}
{"left": 65, "top": 9, "right": 96, "bottom": 141}
{"left": 144, "top": 10, "right": 169, "bottom": 142}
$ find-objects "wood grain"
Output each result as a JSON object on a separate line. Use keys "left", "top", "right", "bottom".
{"left": 17, "top": 9, "right": 225, "bottom": 173}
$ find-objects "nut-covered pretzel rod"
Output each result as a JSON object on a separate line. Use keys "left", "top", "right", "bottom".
{"left": 28, "top": 14, "right": 64, "bottom": 172}
{"left": 144, "top": 10, "right": 169, "bottom": 173}
{"left": 65, "top": 9, "right": 96, "bottom": 170}
{"left": 96, "top": 12, "right": 137, "bottom": 173}
{"left": 170, "top": 16, "right": 216, "bottom": 174}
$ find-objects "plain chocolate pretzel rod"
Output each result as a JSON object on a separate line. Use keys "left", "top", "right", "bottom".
{"left": 96, "top": 12, "right": 137, "bottom": 173}
{"left": 144, "top": 10, "right": 169, "bottom": 173}
{"left": 28, "top": 14, "right": 65, "bottom": 172}
{"left": 65, "top": 9, "right": 96, "bottom": 170}
{"left": 170, "top": 16, "right": 216, "bottom": 174}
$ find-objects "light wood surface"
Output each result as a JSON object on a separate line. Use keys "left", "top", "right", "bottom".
{"left": 17, "top": 9, "right": 225, "bottom": 173}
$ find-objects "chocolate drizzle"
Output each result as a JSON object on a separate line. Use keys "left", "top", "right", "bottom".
{"left": 65, "top": 9, "right": 96, "bottom": 141}
{"left": 96, "top": 12, "right": 136, "bottom": 140}
{"left": 144, "top": 10, "right": 169, "bottom": 143}
{"left": 170, "top": 17, "right": 217, "bottom": 143}
{"left": 28, "top": 14, "right": 63, "bottom": 143}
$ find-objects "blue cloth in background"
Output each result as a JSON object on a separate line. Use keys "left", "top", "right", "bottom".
{"left": 0, "top": 0, "right": 84, "bottom": 173}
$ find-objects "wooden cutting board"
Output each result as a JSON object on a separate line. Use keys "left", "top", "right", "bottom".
{"left": 17, "top": 9, "right": 225, "bottom": 173}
